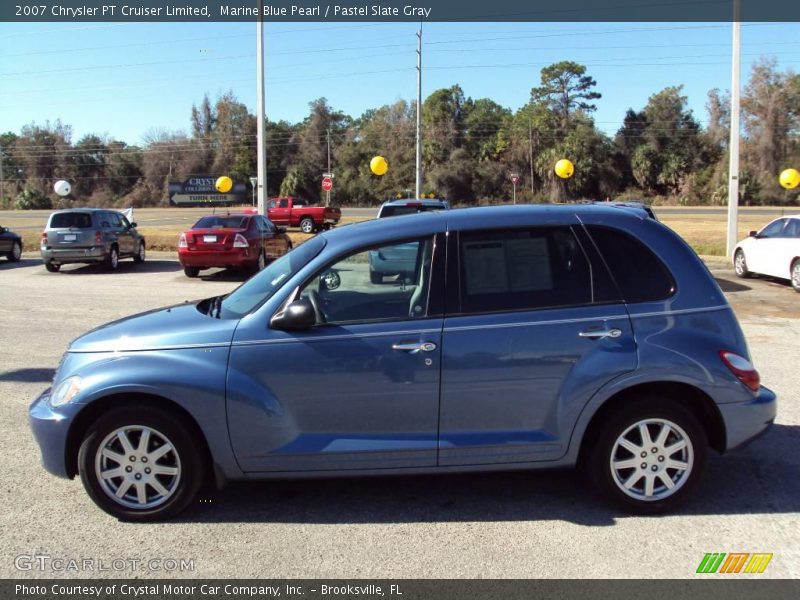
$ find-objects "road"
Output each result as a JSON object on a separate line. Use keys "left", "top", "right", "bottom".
{"left": 0, "top": 255, "right": 798, "bottom": 579}
{"left": 1, "top": 205, "right": 797, "bottom": 230}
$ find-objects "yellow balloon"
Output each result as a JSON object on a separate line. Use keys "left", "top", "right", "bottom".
{"left": 555, "top": 159, "right": 575, "bottom": 179}
{"left": 215, "top": 176, "right": 233, "bottom": 193}
{"left": 370, "top": 156, "right": 388, "bottom": 176}
{"left": 779, "top": 168, "right": 800, "bottom": 190}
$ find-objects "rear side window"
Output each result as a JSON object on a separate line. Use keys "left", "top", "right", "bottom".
{"left": 458, "top": 227, "right": 592, "bottom": 314}
{"left": 586, "top": 225, "right": 675, "bottom": 303}
{"left": 49, "top": 213, "right": 93, "bottom": 229}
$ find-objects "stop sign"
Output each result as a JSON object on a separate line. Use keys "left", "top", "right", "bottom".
{"left": 322, "top": 177, "right": 333, "bottom": 191}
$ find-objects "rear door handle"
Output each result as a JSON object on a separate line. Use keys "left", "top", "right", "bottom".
{"left": 392, "top": 341, "right": 437, "bottom": 354}
{"left": 579, "top": 328, "right": 623, "bottom": 339}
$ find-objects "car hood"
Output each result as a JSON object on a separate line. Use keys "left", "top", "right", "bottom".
{"left": 68, "top": 300, "right": 238, "bottom": 353}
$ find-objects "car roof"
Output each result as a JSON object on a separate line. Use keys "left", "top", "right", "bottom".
{"left": 198, "top": 213, "right": 255, "bottom": 218}
{"left": 49, "top": 208, "right": 117, "bottom": 213}
{"left": 380, "top": 198, "right": 448, "bottom": 207}
{"left": 322, "top": 203, "right": 646, "bottom": 249}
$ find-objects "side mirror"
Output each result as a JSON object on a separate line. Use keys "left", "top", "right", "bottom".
{"left": 270, "top": 298, "right": 316, "bottom": 331}
{"left": 130, "top": 222, "right": 138, "bottom": 228}
{"left": 748, "top": 230, "right": 758, "bottom": 237}
{"left": 276, "top": 227, "right": 287, "bottom": 234}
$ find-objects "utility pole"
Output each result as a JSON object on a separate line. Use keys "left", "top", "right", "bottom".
{"left": 415, "top": 26, "right": 422, "bottom": 200}
{"left": 0, "top": 144, "right": 4, "bottom": 208}
{"left": 529, "top": 120, "right": 535, "bottom": 196}
{"left": 325, "top": 128, "right": 331, "bottom": 207}
{"left": 726, "top": 0, "right": 741, "bottom": 258}
{"left": 256, "top": 0, "right": 267, "bottom": 216}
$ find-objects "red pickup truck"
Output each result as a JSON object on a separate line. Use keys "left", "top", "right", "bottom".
{"left": 267, "top": 197, "right": 341, "bottom": 234}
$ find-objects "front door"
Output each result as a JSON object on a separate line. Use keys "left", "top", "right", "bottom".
{"left": 227, "top": 235, "right": 444, "bottom": 472}
{"left": 439, "top": 225, "right": 637, "bottom": 465}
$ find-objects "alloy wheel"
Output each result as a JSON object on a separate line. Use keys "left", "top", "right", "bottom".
{"left": 94, "top": 425, "right": 181, "bottom": 510}
{"left": 609, "top": 418, "right": 694, "bottom": 502}
{"left": 792, "top": 261, "right": 800, "bottom": 291}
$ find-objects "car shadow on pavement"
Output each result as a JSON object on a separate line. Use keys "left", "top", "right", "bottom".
{"left": 0, "top": 258, "right": 40, "bottom": 270}
{"left": 714, "top": 277, "right": 752, "bottom": 293}
{"left": 53, "top": 260, "right": 181, "bottom": 275}
{"left": 0, "top": 367, "right": 55, "bottom": 383}
{"left": 176, "top": 424, "right": 799, "bottom": 527}
{"left": 199, "top": 268, "right": 250, "bottom": 282}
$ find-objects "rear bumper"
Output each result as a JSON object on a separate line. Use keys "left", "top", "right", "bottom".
{"left": 719, "top": 386, "right": 777, "bottom": 451}
{"left": 178, "top": 248, "right": 254, "bottom": 268}
{"left": 41, "top": 246, "right": 107, "bottom": 263}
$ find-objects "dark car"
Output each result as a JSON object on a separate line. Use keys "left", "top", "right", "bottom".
{"left": 40, "top": 209, "right": 146, "bottom": 272}
{"left": 178, "top": 213, "right": 292, "bottom": 278}
{"left": 30, "top": 205, "right": 775, "bottom": 521}
{"left": 0, "top": 224, "right": 22, "bottom": 262}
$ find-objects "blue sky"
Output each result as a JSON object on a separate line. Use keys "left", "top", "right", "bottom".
{"left": 1, "top": 21, "right": 798, "bottom": 144}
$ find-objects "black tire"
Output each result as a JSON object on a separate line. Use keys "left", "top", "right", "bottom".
{"left": 183, "top": 266, "right": 200, "bottom": 278}
{"left": 253, "top": 250, "right": 266, "bottom": 274}
{"left": 369, "top": 270, "right": 382, "bottom": 285}
{"left": 791, "top": 259, "right": 800, "bottom": 293}
{"left": 8, "top": 241, "right": 22, "bottom": 262}
{"left": 105, "top": 246, "right": 119, "bottom": 271}
{"left": 133, "top": 241, "right": 146, "bottom": 264}
{"left": 299, "top": 218, "right": 315, "bottom": 234}
{"left": 77, "top": 406, "right": 204, "bottom": 521}
{"left": 734, "top": 249, "right": 750, "bottom": 279}
{"left": 44, "top": 261, "right": 60, "bottom": 272}
{"left": 584, "top": 397, "right": 708, "bottom": 514}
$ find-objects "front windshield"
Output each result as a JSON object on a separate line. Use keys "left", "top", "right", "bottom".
{"left": 217, "top": 236, "right": 326, "bottom": 318}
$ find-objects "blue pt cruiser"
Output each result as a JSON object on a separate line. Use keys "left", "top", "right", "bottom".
{"left": 30, "top": 205, "right": 776, "bottom": 520}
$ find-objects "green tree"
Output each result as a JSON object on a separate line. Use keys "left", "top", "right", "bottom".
{"left": 531, "top": 61, "right": 601, "bottom": 130}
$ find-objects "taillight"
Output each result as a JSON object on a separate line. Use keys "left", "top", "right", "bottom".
{"left": 233, "top": 234, "right": 249, "bottom": 248}
{"left": 41, "top": 232, "right": 47, "bottom": 246}
{"left": 719, "top": 350, "right": 760, "bottom": 391}
{"left": 178, "top": 233, "right": 188, "bottom": 248}
{"left": 95, "top": 231, "right": 102, "bottom": 244}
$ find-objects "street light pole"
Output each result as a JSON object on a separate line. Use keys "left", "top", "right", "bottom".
{"left": 256, "top": 0, "right": 267, "bottom": 216}
{"left": 726, "top": 0, "right": 741, "bottom": 258}
{"left": 415, "top": 26, "right": 422, "bottom": 200}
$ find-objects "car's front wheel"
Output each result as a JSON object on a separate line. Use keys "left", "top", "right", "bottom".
{"left": 791, "top": 259, "right": 800, "bottom": 293}
{"left": 734, "top": 249, "right": 750, "bottom": 278}
{"left": 183, "top": 266, "right": 200, "bottom": 278}
{"left": 133, "top": 241, "right": 146, "bottom": 264}
{"left": 585, "top": 398, "right": 708, "bottom": 514}
{"left": 78, "top": 406, "right": 204, "bottom": 521}
{"left": 8, "top": 241, "right": 21, "bottom": 262}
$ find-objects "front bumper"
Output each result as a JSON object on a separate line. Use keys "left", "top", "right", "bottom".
{"left": 29, "top": 389, "right": 81, "bottom": 479}
{"left": 719, "top": 385, "right": 777, "bottom": 451}
{"left": 41, "top": 246, "right": 107, "bottom": 264}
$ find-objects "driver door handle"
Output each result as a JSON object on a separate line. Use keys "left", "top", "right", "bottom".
{"left": 578, "top": 328, "right": 622, "bottom": 339}
{"left": 392, "top": 341, "right": 437, "bottom": 354}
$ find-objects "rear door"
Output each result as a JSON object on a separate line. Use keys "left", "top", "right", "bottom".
{"left": 439, "top": 224, "right": 636, "bottom": 466}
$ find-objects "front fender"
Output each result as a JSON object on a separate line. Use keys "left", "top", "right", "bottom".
{"left": 67, "top": 347, "right": 242, "bottom": 479}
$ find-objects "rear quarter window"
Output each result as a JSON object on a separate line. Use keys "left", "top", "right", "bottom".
{"left": 586, "top": 225, "right": 675, "bottom": 303}
{"left": 49, "top": 213, "right": 93, "bottom": 229}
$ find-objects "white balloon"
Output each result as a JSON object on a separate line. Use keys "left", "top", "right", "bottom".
{"left": 54, "top": 180, "right": 71, "bottom": 197}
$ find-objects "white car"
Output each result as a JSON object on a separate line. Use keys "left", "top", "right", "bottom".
{"left": 733, "top": 215, "right": 800, "bottom": 292}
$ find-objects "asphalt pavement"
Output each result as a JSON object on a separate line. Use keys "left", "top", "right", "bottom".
{"left": 0, "top": 254, "right": 798, "bottom": 579}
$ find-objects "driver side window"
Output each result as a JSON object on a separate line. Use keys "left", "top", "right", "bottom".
{"left": 759, "top": 219, "right": 786, "bottom": 238}
{"left": 299, "top": 238, "right": 434, "bottom": 325}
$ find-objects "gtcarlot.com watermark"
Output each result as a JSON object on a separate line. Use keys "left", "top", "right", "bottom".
{"left": 14, "top": 552, "right": 195, "bottom": 573}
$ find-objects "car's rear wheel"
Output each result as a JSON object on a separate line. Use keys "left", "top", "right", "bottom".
{"left": 369, "top": 270, "right": 382, "bottom": 284}
{"left": 105, "top": 246, "right": 119, "bottom": 271}
{"left": 791, "top": 259, "right": 800, "bottom": 293}
{"left": 734, "top": 249, "right": 750, "bottom": 278}
{"left": 300, "top": 218, "right": 315, "bottom": 234}
{"left": 78, "top": 406, "right": 204, "bottom": 521}
{"left": 44, "top": 261, "right": 60, "bottom": 272}
{"left": 133, "top": 241, "right": 146, "bottom": 264}
{"left": 585, "top": 398, "right": 708, "bottom": 514}
{"left": 183, "top": 266, "right": 200, "bottom": 278}
{"left": 9, "top": 241, "right": 21, "bottom": 262}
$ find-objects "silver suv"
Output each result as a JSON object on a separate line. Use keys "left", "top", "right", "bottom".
{"left": 41, "top": 209, "right": 146, "bottom": 272}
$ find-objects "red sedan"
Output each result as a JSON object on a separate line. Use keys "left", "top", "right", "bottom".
{"left": 178, "top": 213, "right": 292, "bottom": 278}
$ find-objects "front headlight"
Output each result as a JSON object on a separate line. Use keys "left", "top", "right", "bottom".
{"left": 49, "top": 376, "right": 82, "bottom": 407}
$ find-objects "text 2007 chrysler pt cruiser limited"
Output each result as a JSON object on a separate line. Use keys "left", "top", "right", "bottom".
{"left": 30, "top": 205, "right": 776, "bottom": 520}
